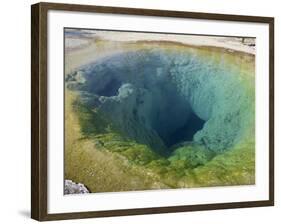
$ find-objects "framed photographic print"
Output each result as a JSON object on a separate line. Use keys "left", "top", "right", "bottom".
{"left": 31, "top": 2, "right": 274, "bottom": 221}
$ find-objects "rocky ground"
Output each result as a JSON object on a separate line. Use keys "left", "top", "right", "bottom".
{"left": 64, "top": 179, "right": 90, "bottom": 194}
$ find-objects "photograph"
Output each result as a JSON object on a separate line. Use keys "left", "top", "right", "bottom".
{"left": 30, "top": 2, "right": 274, "bottom": 221}
{"left": 64, "top": 28, "right": 256, "bottom": 194}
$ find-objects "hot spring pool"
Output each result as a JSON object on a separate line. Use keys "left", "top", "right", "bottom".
{"left": 65, "top": 45, "right": 255, "bottom": 191}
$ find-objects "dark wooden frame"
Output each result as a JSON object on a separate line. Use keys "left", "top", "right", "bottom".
{"left": 31, "top": 2, "right": 274, "bottom": 221}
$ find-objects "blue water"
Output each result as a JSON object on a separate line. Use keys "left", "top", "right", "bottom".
{"left": 66, "top": 49, "right": 254, "bottom": 154}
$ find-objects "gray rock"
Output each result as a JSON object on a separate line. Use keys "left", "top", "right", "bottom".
{"left": 64, "top": 179, "right": 90, "bottom": 194}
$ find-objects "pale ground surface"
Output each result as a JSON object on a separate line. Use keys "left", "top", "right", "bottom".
{"left": 65, "top": 30, "right": 255, "bottom": 74}
{"left": 66, "top": 29, "right": 255, "bottom": 51}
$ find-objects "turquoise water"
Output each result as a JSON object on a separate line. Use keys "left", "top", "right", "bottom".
{"left": 67, "top": 49, "right": 254, "bottom": 154}
{"left": 66, "top": 47, "right": 255, "bottom": 189}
